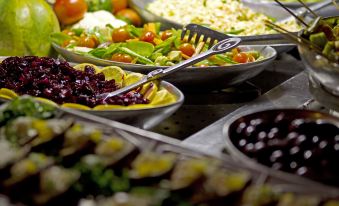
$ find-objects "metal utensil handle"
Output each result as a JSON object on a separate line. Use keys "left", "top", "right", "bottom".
{"left": 102, "top": 37, "right": 241, "bottom": 100}
{"left": 102, "top": 76, "right": 148, "bottom": 100}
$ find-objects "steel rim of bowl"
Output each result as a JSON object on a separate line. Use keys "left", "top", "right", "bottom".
{"left": 53, "top": 43, "right": 277, "bottom": 71}
{"left": 222, "top": 108, "right": 339, "bottom": 195}
{"left": 86, "top": 81, "right": 185, "bottom": 112}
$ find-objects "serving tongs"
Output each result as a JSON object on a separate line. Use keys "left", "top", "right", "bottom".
{"left": 98, "top": 37, "right": 241, "bottom": 100}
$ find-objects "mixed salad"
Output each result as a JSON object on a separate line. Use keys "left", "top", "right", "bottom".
{"left": 147, "top": 0, "right": 300, "bottom": 36}
{"left": 52, "top": 23, "right": 265, "bottom": 67}
{"left": 302, "top": 17, "right": 339, "bottom": 63}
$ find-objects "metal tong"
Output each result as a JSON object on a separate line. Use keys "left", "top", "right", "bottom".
{"left": 99, "top": 37, "right": 241, "bottom": 100}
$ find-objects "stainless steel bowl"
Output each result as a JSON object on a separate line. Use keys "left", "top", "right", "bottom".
{"left": 0, "top": 56, "right": 184, "bottom": 130}
{"left": 223, "top": 109, "right": 339, "bottom": 194}
{"left": 53, "top": 44, "right": 277, "bottom": 89}
{"left": 128, "top": 0, "right": 296, "bottom": 53}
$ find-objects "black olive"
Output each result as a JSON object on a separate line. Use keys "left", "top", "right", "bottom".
{"left": 296, "top": 166, "right": 309, "bottom": 176}
{"left": 236, "top": 122, "right": 247, "bottom": 134}
{"left": 287, "top": 132, "right": 299, "bottom": 144}
{"left": 257, "top": 131, "right": 268, "bottom": 142}
{"left": 269, "top": 150, "right": 284, "bottom": 163}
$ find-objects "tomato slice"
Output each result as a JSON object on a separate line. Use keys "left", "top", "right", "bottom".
{"left": 112, "top": 28, "right": 131, "bottom": 43}
{"left": 179, "top": 43, "right": 195, "bottom": 57}
{"left": 140, "top": 31, "right": 156, "bottom": 43}
{"left": 161, "top": 30, "right": 173, "bottom": 41}
{"left": 111, "top": 53, "right": 133, "bottom": 63}
{"left": 232, "top": 52, "right": 249, "bottom": 63}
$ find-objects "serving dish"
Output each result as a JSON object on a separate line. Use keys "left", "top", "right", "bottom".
{"left": 0, "top": 56, "right": 184, "bottom": 129}
{"left": 53, "top": 43, "right": 277, "bottom": 89}
{"left": 0, "top": 97, "right": 339, "bottom": 206}
{"left": 128, "top": 0, "right": 299, "bottom": 53}
{"left": 223, "top": 109, "right": 339, "bottom": 189}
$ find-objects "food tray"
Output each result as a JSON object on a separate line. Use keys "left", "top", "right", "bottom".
{"left": 0, "top": 97, "right": 339, "bottom": 206}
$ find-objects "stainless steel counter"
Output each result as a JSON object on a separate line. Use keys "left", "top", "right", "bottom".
{"left": 182, "top": 71, "right": 312, "bottom": 155}
{"left": 151, "top": 52, "right": 308, "bottom": 141}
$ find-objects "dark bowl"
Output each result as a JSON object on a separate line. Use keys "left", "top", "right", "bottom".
{"left": 223, "top": 109, "right": 339, "bottom": 194}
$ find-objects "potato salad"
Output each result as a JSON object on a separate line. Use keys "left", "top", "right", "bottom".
{"left": 147, "top": 0, "right": 300, "bottom": 36}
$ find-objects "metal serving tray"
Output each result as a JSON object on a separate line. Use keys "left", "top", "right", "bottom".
{"left": 58, "top": 104, "right": 339, "bottom": 196}
{"left": 0, "top": 97, "right": 339, "bottom": 205}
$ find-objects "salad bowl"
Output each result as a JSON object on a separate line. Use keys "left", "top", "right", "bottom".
{"left": 53, "top": 43, "right": 277, "bottom": 89}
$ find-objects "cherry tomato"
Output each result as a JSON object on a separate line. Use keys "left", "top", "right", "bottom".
{"left": 111, "top": 0, "right": 128, "bottom": 14}
{"left": 111, "top": 53, "right": 133, "bottom": 63}
{"left": 179, "top": 43, "right": 195, "bottom": 57}
{"left": 112, "top": 28, "right": 131, "bottom": 43}
{"left": 116, "top": 9, "right": 142, "bottom": 26}
{"left": 233, "top": 52, "right": 249, "bottom": 63}
{"left": 140, "top": 31, "right": 156, "bottom": 43}
{"left": 161, "top": 30, "right": 173, "bottom": 41}
{"left": 53, "top": 0, "right": 87, "bottom": 25}
{"left": 77, "top": 36, "right": 99, "bottom": 48}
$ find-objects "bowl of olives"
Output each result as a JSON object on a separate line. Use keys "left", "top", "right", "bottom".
{"left": 224, "top": 109, "right": 339, "bottom": 187}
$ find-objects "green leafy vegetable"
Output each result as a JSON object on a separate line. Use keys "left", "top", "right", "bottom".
{"left": 50, "top": 32, "right": 72, "bottom": 46}
{"left": 126, "top": 41, "right": 155, "bottom": 57}
{"left": 102, "top": 43, "right": 122, "bottom": 58}
{"left": 72, "top": 28, "right": 85, "bottom": 36}
{"left": 215, "top": 54, "right": 238, "bottom": 64}
{"left": 118, "top": 47, "right": 154, "bottom": 65}
{"left": 88, "top": 48, "right": 108, "bottom": 58}
{"left": 126, "top": 25, "right": 143, "bottom": 38}
{"left": 85, "top": 0, "right": 112, "bottom": 12}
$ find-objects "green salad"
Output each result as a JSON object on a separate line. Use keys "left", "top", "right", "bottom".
{"left": 51, "top": 23, "right": 265, "bottom": 67}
